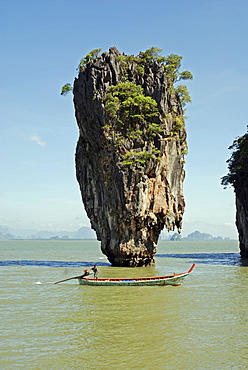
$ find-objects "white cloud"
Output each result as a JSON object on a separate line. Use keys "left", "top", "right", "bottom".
{"left": 29, "top": 134, "right": 46, "bottom": 147}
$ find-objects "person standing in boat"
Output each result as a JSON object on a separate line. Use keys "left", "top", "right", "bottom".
{"left": 81, "top": 268, "right": 91, "bottom": 278}
{"left": 92, "top": 265, "right": 98, "bottom": 279}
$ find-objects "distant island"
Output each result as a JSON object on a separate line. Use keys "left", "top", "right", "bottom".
{"left": 168, "top": 230, "right": 232, "bottom": 241}
{"left": 0, "top": 226, "right": 233, "bottom": 241}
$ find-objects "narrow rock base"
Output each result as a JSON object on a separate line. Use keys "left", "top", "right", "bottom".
{"left": 108, "top": 256, "right": 155, "bottom": 267}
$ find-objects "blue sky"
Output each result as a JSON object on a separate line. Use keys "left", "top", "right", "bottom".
{"left": 1, "top": 0, "right": 248, "bottom": 238}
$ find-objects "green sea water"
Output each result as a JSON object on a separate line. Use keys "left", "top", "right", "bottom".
{"left": 1, "top": 240, "right": 248, "bottom": 369}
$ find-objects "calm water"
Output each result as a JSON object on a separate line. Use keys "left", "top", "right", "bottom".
{"left": 1, "top": 240, "right": 248, "bottom": 369}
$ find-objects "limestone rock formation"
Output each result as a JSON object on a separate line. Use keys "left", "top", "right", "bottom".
{"left": 73, "top": 47, "right": 187, "bottom": 266}
{"left": 222, "top": 129, "right": 248, "bottom": 258}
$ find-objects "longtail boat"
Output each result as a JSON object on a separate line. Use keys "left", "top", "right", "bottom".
{"left": 77, "top": 264, "right": 195, "bottom": 286}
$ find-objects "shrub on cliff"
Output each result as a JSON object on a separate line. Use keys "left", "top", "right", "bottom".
{"left": 77, "top": 48, "right": 102, "bottom": 71}
{"left": 104, "top": 82, "right": 159, "bottom": 129}
{"left": 61, "top": 83, "right": 72, "bottom": 96}
{"left": 103, "top": 82, "right": 162, "bottom": 165}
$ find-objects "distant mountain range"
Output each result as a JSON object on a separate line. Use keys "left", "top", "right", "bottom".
{"left": 0, "top": 226, "right": 232, "bottom": 241}
{"left": 0, "top": 226, "right": 97, "bottom": 240}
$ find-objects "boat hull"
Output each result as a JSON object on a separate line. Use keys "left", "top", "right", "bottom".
{"left": 77, "top": 264, "right": 195, "bottom": 286}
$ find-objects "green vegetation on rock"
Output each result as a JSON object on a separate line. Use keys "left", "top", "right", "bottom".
{"left": 163, "top": 53, "right": 193, "bottom": 107}
{"left": 116, "top": 47, "right": 166, "bottom": 79}
{"left": 61, "top": 49, "right": 102, "bottom": 95}
{"left": 61, "top": 47, "right": 192, "bottom": 165}
{"left": 116, "top": 48, "right": 193, "bottom": 108}
{"left": 61, "top": 47, "right": 193, "bottom": 109}
{"left": 104, "top": 82, "right": 159, "bottom": 129}
{"left": 103, "top": 82, "right": 162, "bottom": 165}
{"left": 221, "top": 128, "right": 248, "bottom": 188}
{"left": 77, "top": 48, "right": 102, "bottom": 72}
{"left": 164, "top": 54, "right": 193, "bottom": 86}
{"left": 61, "top": 83, "right": 72, "bottom": 96}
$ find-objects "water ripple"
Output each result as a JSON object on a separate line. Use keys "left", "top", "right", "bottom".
{"left": 0, "top": 260, "right": 110, "bottom": 267}
{"left": 156, "top": 252, "right": 247, "bottom": 266}
{"left": 1, "top": 254, "right": 247, "bottom": 267}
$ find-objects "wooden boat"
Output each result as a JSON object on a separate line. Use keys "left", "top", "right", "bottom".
{"left": 77, "top": 264, "right": 195, "bottom": 286}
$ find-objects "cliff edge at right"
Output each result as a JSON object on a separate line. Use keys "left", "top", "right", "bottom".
{"left": 222, "top": 127, "right": 248, "bottom": 258}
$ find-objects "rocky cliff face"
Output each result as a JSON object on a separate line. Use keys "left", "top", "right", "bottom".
{"left": 73, "top": 47, "right": 187, "bottom": 266}
{"left": 234, "top": 135, "right": 248, "bottom": 258}
{"left": 236, "top": 193, "right": 248, "bottom": 258}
